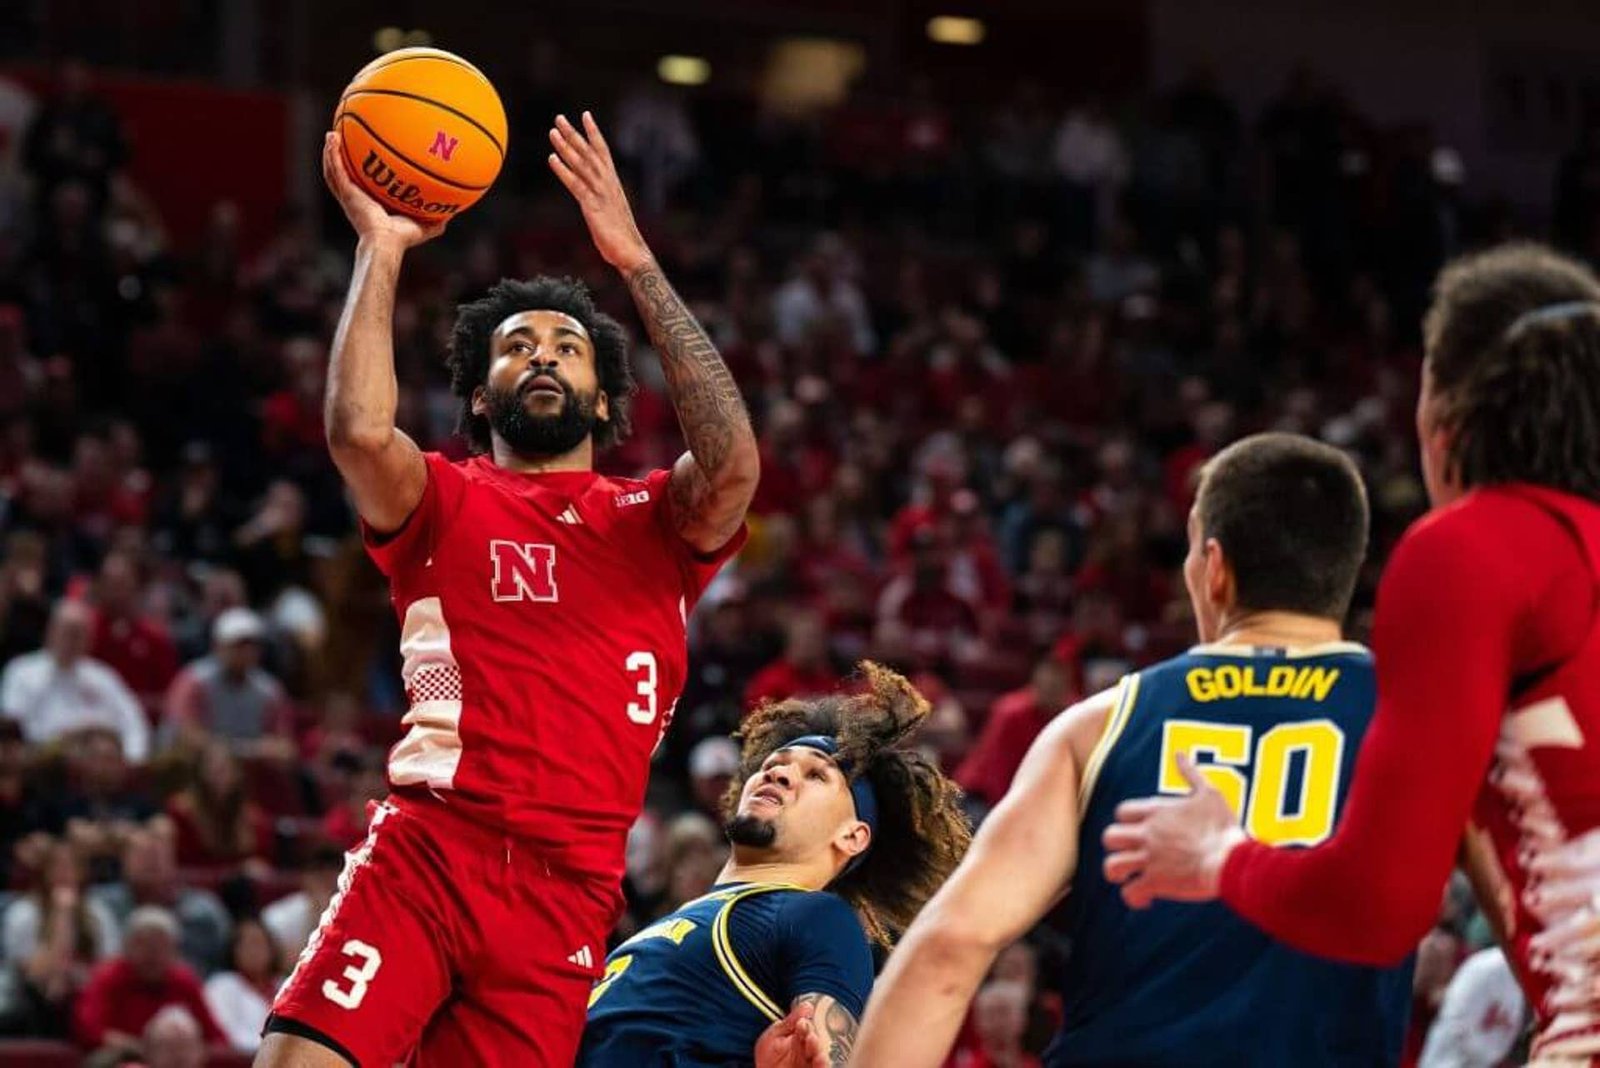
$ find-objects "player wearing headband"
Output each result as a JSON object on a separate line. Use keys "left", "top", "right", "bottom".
{"left": 578, "top": 663, "right": 970, "bottom": 1067}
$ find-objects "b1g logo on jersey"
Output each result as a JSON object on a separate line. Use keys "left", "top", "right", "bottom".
{"left": 489, "top": 540, "right": 559, "bottom": 603}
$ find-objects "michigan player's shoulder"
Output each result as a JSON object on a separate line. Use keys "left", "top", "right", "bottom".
{"left": 767, "top": 890, "right": 874, "bottom": 1015}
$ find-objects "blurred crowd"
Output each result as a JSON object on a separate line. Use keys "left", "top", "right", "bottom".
{"left": 0, "top": 55, "right": 1590, "bottom": 1065}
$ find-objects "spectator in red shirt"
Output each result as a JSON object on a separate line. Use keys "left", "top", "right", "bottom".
{"left": 888, "top": 453, "right": 962, "bottom": 561}
{"left": 90, "top": 549, "right": 178, "bottom": 716}
{"left": 875, "top": 527, "right": 983, "bottom": 669}
{"left": 74, "top": 904, "right": 224, "bottom": 1055}
{"left": 71, "top": 432, "right": 147, "bottom": 543}
{"left": 164, "top": 740, "right": 275, "bottom": 873}
{"left": 953, "top": 980, "right": 1042, "bottom": 1068}
{"left": 319, "top": 748, "right": 386, "bottom": 850}
{"left": 259, "top": 336, "right": 326, "bottom": 463}
{"left": 956, "top": 655, "right": 1077, "bottom": 807}
{"left": 743, "top": 608, "right": 841, "bottom": 712}
{"left": 944, "top": 488, "right": 1012, "bottom": 622}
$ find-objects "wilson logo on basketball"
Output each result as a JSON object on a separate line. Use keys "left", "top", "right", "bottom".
{"left": 359, "top": 150, "right": 460, "bottom": 216}
{"left": 429, "top": 131, "right": 459, "bottom": 161}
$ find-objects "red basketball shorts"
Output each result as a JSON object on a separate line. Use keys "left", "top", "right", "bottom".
{"left": 268, "top": 797, "right": 623, "bottom": 1067}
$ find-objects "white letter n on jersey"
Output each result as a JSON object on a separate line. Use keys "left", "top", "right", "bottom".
{"left": 490, "top": 540, "right": 559, "bottom": 602}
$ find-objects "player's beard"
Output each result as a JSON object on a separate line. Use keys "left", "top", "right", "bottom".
{"left": 483, "top": 376, "right": 599, "bottom": 458}
{"left": 725, "top": 813, "right": 778, "bottom": 848}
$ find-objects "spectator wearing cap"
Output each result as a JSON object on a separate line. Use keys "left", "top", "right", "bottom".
{"left": 956, "top": 654, "right": 1078, "bottom": 808}
{"left": 1, "top": 598, "right": 150, "bottom": 761}
{"left": 73, "top": 904, "right": 224, "bottom": 1056}
{"left": 89, "top": 549, "right": 178, "bottom": 716}
{"left": 686, "top": 736, "right": 739, "bottom": 820}
{"left": 743, "top": 608, "right": 841, "bottom": 713}
{"left": 162, "top": 607, "right": 293, "bottom": 762}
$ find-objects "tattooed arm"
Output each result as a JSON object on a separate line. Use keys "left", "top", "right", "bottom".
{"left": 548, "top": 111, "right": 759, "bottom": 552}
{"left": 754, "top": 994, "right": 857, "bottom": 1068}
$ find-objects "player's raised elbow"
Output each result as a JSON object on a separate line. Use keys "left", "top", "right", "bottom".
{"left": 325, "top": 414, "right": 392, "bottom": 457}
{"left": 717, "top": 439, "right": 761, "bottom": 493}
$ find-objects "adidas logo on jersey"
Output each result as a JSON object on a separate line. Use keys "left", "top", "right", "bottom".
{"left": 556, "top": 505, "right": 583, "bottom": 525}
{"left": 567, "top": 945, "right": 594, "bottom": 968}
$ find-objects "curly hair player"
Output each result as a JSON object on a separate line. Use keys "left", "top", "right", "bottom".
{"left": 1101, "top": 244, "right": 1600, "bottom": 1066}
{"left": 854, "top": 433, "right": 1412, "bottom": 1067}
{"left": 580, "top": 663, "right": 970, "bottom": 1068}
{"left": 256, "top": 113, "right": 758, "bottom": 1067}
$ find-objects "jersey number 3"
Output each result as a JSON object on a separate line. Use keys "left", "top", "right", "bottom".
{"left": 1158, "top": 719, "right": 1346, "bottom": 846}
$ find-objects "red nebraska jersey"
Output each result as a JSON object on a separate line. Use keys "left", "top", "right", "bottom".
{"left": 1469, "top": 486, "right": 1600, "bottom": 1057}
{"left": 363, "top": 453, "right": 745, "bottom": 880}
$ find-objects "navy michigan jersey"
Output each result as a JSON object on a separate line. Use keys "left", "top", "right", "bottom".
{"left": 578, "top": 882, "right": 873, "bottom": 1067}
{"left": 1050, "top": 643, "right": 1413, "bottom": 1067}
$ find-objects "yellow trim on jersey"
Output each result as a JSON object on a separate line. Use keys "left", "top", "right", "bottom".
{"left": 1077, "top": 673, "right": 1141, "bottom": 816}
{"left": 1187, "top": 640, "right": 1371, "bottom": 659}
{"left": 710, "top": 883, "right": 808, "bottom": 1022}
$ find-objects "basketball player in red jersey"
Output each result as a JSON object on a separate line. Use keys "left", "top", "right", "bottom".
{"left": 257, "top": 113, "right": 758, "bottom": 1067}
{"left": 1102, "top": 244, "right": 1600, "bottom": 1064}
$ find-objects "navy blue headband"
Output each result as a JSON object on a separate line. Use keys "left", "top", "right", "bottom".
{"left": 780, "top": 734, "right": 878, "bottom": 875}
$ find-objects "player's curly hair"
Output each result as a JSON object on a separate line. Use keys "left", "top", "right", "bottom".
{"left": 1424, "top": 243, "right": 1600, "bottom": 501}
{"left": 724, "top": 662, "right": 973, "bottom": 949}
{"left": 446, "top": 277, "right": 635, "bottom": 454}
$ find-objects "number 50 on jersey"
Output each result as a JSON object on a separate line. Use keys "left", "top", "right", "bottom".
{"left": 1158, "top": 718, "right": 1346, "bottom": 846}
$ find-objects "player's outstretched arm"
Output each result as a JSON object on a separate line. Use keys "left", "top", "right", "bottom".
{"left": 548, "top": 112, "right": 759, "bottom": 553}
{"left": 852, "top": 693, "right": 1112, "bottom": 1068}
{"left": 320, "top": 131, "right": 438, "bottom": 534}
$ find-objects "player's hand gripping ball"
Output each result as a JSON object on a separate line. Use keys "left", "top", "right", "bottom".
{"left": 332, "top": 47, "right": 507, "bottom": 220}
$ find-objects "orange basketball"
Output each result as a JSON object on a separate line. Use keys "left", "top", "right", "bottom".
{"left": 334, "top": 47, "right": 507, "bottom": 221}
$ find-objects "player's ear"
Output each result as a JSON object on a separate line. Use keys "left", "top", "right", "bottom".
{"left": 596, "top": 388, "right": 610, "bottom": 423}
{"left": 837, "top": 819, "right": 871, "bottom": 861}
{"left": 470, "top": 384, "right": 487, "bottom": 417}
{"left": 1203, "top": 537, "right": 1232, "bottom": 607}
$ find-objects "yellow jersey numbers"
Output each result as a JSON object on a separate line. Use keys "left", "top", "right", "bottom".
{"left": 1158, "top": 719, "right": 1346, "bottom": 845}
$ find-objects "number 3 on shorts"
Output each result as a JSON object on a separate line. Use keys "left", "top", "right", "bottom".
{"left": 322, "top": 939, "right": 383, "bottom": 1009}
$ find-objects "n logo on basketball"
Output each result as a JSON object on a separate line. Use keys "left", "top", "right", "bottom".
{"left": 429, "top": 131, "right": 459, "bottom": 161}
{"left": 490, "top": 540, "right": 558, "bottom": 603}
